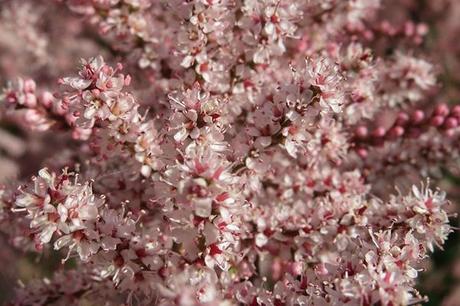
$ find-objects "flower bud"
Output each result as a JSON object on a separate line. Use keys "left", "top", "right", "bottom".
{"left": 434, "top": 103, "right": 449, "bottom": 117}
{"left": 396, "top": 112, "right": 409, "bottom": 126}
{"left": 24, "top": 79, "right": 36, "bottom": 93}
{"left": 445, "top": 129, "right": 455, "bottom": 137}
{"left": 444, "top": 117, "right": 458, "bottom": 129}
{"left": 355, "top": 126, "right": 368, "bottom": 138}
{"left": 410, "top": 110, "right": 425, "bottom": 124}
{"left": 372, "top": 127, "right": 386, "bottom": 138}
{"left": 451, "top": 105, "right": 460, "bottom": 118}
{"left": 430, "top": 115, "right": 445, "bottom": 127}
{"left": 356, "top": 148, "right": 368, "bottom": 158}
{"left": 40, "top": 91, "right": 54, "bottom": 108}
{"left": 388, "top": 126, "right": 404, "bottom": 138}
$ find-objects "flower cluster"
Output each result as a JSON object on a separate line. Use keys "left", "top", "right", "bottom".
{"left": 0, "top": 0, "right": 459, "bottom": 305}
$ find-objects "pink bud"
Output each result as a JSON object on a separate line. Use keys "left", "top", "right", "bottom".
{"left": 381, "top": 20, "right": 396, "bottom": 36}
{"left": 356, "top": 148, "right": 368, "bottom": 159}
{"left": 434, "top": 103, "right": 449, "bottom": 117}
{"left": 363, "top": 30, "right": 374, "bottom": 41}
{"left": 417, "top": 23, "right": 429, "bottom": 36}
{"left": 444, "top": 117, "right": 458, "bottom": 129}
{"left": 445, "top": 129, "right": 455, "bottom": 137}
{"left": 389, "top": 126, "right": 404, "bottom": 138}
{"left": 40, "top": 91, "right": 54, "bottom": 108}
{"left": 431, "top": 115, "right": 445, "bottom": 127}
{"left": 396, "top": 112, "right": 409, "bottom": 126}
{"left": 451, "top": 105, "right": 460, "bottom": 118}
{"left": 410, "top": 110, "right": 425, "bottom": 124}
{"left": 355, "top": 126, "right": 368, "bottom": 138}
{"left": 24, "top": 79, "right": 36, "bottom": 93}
{"left": 372, "top": 127, "right": 386, "bottom": 138}
{"left": 404, "top": 21, "right": 415, "bottom": 37}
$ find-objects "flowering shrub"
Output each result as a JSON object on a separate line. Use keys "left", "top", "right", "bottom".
{"left": 0, "top": 0, "right": 459, "bottom": 305}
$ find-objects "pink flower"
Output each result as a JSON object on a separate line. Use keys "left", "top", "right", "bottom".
{"left": 1, "top": 1, "right": 459, "bottom": 305}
